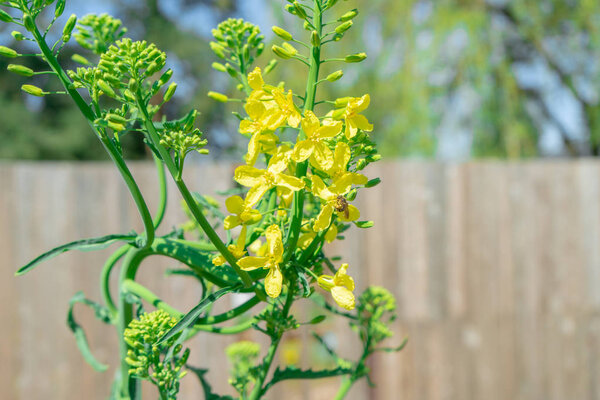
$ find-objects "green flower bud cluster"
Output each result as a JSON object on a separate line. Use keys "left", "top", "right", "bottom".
{"left": 256, "top": 305, "right": 299, "bottom": 338}
{"left": 159, "top": 112, "right": 209, "bottom": 159}
{"left": 74, "top": 13, "right": 127, "bottom": 55}
{"left": 226, "top": 341, "right": 261, "bottom": 396}
{"left": 356, "top": 286, "right": 397, "bottom": 345}
{"left": 124, "top": 310, "right": 189, "bottom": 399}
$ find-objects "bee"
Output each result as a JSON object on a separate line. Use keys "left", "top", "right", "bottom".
{"left": 333, "top": 195, "right": 350, "bottom": 219}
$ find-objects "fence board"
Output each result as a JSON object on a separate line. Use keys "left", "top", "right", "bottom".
{"left": 1, "top": 161, "right": 600, "bottom": 400}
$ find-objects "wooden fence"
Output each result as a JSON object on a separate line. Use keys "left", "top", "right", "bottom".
{"left": 1, "top": 161, "right": 600, "bottom": 400}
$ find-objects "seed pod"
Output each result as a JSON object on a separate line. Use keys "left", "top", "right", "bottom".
{"left": 21, "top": 84, "right": 44, "bottom": 97}
{"left": 11, "top": 31, "right": 26, "bottom": 41}
{"left": 163, "top": 83, "right": 177, "bottom": 102}
{"left": 207, "top": 91, "right": 228, "bottom": 103}
{"left": 311, "top": 31, "right": 320, "bottom": 47}
{"left": 55, "top": 0, "right": 66, "bottom": 18}
{"left": 335, "top": 20, "right": 353, "bottom": 35}
{"left": 62, "top": 14, "right": 77, "bottom": 39}
{"left": 272, "top": 26, "right": 293, "bottom": 41}
{"left": 326, "top": 70, "right": 343, "bottom": 82}
{"left": 23, "top": 13, "right": 36, "bottom": 32}
{"left": 0, "top": 46, "right": 18, "bottom": 58}
{"left": 0, "top": 9, "right": 13, "bottom": 23}
{"left": 344, "top": 52, "right": 367, "bottom": 63}
{"left": 340, "top": 9, "right": 358, "bottom": 22}
{"left": 8, "top": 64, "right": 34, "bottom": 77}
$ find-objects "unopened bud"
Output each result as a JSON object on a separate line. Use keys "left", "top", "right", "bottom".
{"left": 311, "top": 30, "right": 320, "bottom": 47}
{"left": 303, "top": 21, "right": 311, "bottom": 31}
{"left": 272, "top": 26, "right": 293, "bottom": 41}
{"left": 207, "top": 91, "right": 228, "bottom": 103}
{"left": 367, "top": 154, "right": 382, "bottom": 162}
{"left": 285, "top": 4, "right": 296, "bottom": 15}
{"left": 335, "top": 20, "right": 353, "bottom": 35}
{"left": 54, "top": 0, "right": 66, "bottom": 18}
{"left": 272, "top": 45, "right": 293, "bottom": 59}
{"left": 106, "top": 114, "right": 127, "bottom": 124}
{"left": 21, "top": 84, "right": 45, "bottom": 97}
{"left": 366, "top": 178, "right": 381, "bottom": 188}
{"left": 8, "top": 64, "right": 34, "bottom": 77}
{"left": 0, "top": 9, "right": 13, "bottom": 23}
{"left": 163, "top": 82, "right": 177, "bottom": 102}
{"left": 334, "top": 97, "right": 353, "bottom": 107}
{"left": 97, "top": 80, "right": 116, "bottom": 98}
{"left": 356, "top": 158, "right": 367, "bottom": 170}
{"left": 264, "top": 59, "right": 278, "bottom": 75}
{"left": 157, "top": 69, "right": 173, "bottom": 87}
{"left": 346, "top": 188, "right": 357, "bottom": 201}
{"left": 62, "top": 14, "right": 77, "bottom": 39}
{"left": 0, "top": 46, "right": 18, "bottom": 58}
{"left": 325, "top": 0, "right": 339, "bottom": 9}
{"left": 210, "top": 42, "right": 226, "bottom": 59}
{"left": 211, "top": 62, "right": 227, "bottom": 72}
{"left": 293, "top": 1, "right": 307, "bottom": 19}
{"left": 11, "top": 31, "right": 26, "bottom": 41}
{"left": 339, "top": 9, "right": 358, "bottom": 22}
{"left": 23, "top": 14, "right": 36, "bottom": 32}
{"left": 107, "top": 121, "right": 125, "bottom": 132}
{"left": 225, "top": 63, "right": 238, "bottom": 78}
{"left": 71, "top": 54, "right": 90, "bottom": 65}
{"left": 344, "top": 52, "right": 367, "bottom": 63}
{"left": 326, "top": 70, "right": 343, "bottom": 82}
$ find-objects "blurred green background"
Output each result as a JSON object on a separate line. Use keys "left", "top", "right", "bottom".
{"left": 1, "top": 0, "right": 600, "bottom": 160}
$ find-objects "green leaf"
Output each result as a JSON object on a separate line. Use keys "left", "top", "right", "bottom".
{"left": 306, "top": 315, "right": 326, "bottom": 325}
{"left": 264, "top": 366, "right": 353, "bottom": 392}
{"left": 16, "top": 233, "right": 136, "bottom": 276}
{"left": 377, "top": 336, "right": 409, "bottom": 353}
{"left": 186, "top": 365, "right": 234, "bottom": 400}
{"left": 158, "top": 285, "right": 242, "bottom": 344}
{"left": 67, "top": 292, "right": 110, "bottom": 372}
{"left": 354, "top": 220, "right": 374, "bottom": 229}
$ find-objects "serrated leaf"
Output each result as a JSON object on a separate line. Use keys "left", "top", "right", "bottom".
{"left": 186, "top": 365, "right": 234, "bottom": 400}
{"left": 158, "top": 285, "right": 242, "bottom": 344}
{"left": 16, "top": 233, "right": 136, "bottom": 276}
{"left": 378, "top": 336, "right": 409, "bottom": 353}
{"left": 264, "top": 366, "right": 353, "bottom": 391}
{"left": 67, "top": 292, "right": 110, "bottom": 372}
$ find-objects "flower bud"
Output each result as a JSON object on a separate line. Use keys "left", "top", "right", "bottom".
{"left": 344, "top": 52, "right": 367, "bottom": 63}
{"left": 303, "top": 21, "right": 311, "bottom": 31}
{"left": 62, "top": 14, "right": 77, "bottom": 39}
{"left": 331, "top": 108, "right": 346, "bottom": 119}
{"left": 334, "top": 97, "right": 352, "bottom": 107}
{"left": 272, "top": 45, "right": 293, "bottom": 59}
{"left": 209, "top": 42, "right": 226, "bottom": 59}
{"left": 106, "top": 114, "right": 127, "bottom": 124}
{"left": 326, "top": 70, "right": 343, "bottom": 82}
{"left": 335, "top": 20, "right": 353, "bottom": 35}
{"left": 211, "top": 62, "right": 227, "bottom": 72}
{"left": 207, "top": 91, "right": 228, "bottom": 102}
{"left": 107, "top": 121, "right": 125, "bottom": 132}
{"left": 367, "top": 154, "right": 382, "bottom": 162}
{"left": 366, "top": 178, "right": 381, "bottom": 188}
{"left": 325, "top": 0, "right": 339, "bottom": 9}
{"left": 317, "top": 275, "right": 335, "bottom": 291}
{"left": 264, "top": 59, "right": 278, "bottom": 75}
{"left": 272, "top": 26, "right": 293, "bottom": 41}
{"left": 311, "top": 30, "right": 320, "bottom": 47}
{"left": 256, "top": 42, "right": 265, "bottom": 56}
{"left": 23, "top": 14, "right": 36, "bottom": 32}
{"left": 356, "top": 158, "right": 367, "bottom": 171}
{"left": 346, "top": 188, "right": 357, "bottom": 201}
{"left": 355, "top": 221, "right": 374, "bottom": 228}
{"left": 11, "top": 31, "right": 26, "bottom": 41}
{"left": 339, "top": 9, "right": 358, "bottom": 22}
{"left": 54, "top": 0, "right": 66, "bottom": 18}
{"left": 8, "top": 64, "right": 34, "bottom": 77}
{"left": 71, "top": 54, "right": 90, "bottom": 65}
{"left": 225, "top": 63, "right": 238, "bottom": 78}
{"left": 157, "top": 69, "right": 173, "bottom": 87}
{"left": 163, "top": 82, "right": 177, "bottom": 102}
{"left": 97, "top": 80, "right": 116, "bottom": 98}
{"left": 0, "top": 9, "right": 13, "bottom": 23}
{"left": 0, "top": 46, "right": 18, "bottom": 58}
{"left": 285, "top": 4, "right": 296, "bottom": 15}
{"left": 21, "top": 84, "right": 45, "bottom": 97}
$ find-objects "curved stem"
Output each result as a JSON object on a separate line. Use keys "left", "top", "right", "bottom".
{"left": 101, "top": 245, "right": 131, "bottom": 319}
{"left": 152, "top": 153, "right": 167, "bottom": 229}
{"left": 121, "top": 279, "right": 183, "bottom": 318}
{"left": 29, "top": 23, "right": 155, "bottom": 249}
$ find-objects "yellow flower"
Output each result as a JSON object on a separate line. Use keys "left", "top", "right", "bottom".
{"left": 311, "top": 175, "right": 360, "bottom": 232}
{"left": 327, "top": 142, "right": 368, "bottom": 185}
{"left": 317, "top": 263, "right": 355, "bottom": 310}
{"left": 298, "top": 224, "right": 338, "bottom": 249}
{"left": 234, "top": 152, "right": 304, "bottom": 207}
{"left": 239, "top": 100, "right": 279, "bottom": 166}
{"left": 247, "top": 67, "right": 272, "bottom": 102}
{"left": 292, "top": 111, "right": 342, "bottom": 171}
{"left": 336, "top": 94, "right": 373, "bottom": 139}
{"left": 212, "top": 226, "right": 248, "bottom": 266}
{"left": 223, "top": 195, "right": 262, "bottom": 230}
{"left": 238, "top": 225, "right": 284, "bottom": 298}
{"left": 267, "top": 88, "right": 301, "bottom": 129}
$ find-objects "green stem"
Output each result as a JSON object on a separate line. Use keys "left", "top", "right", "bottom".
{"left": 333, "top": 378, "right": 354, "bottom": 400}
{"left": 29, "top": 23, "right": 155, "bottom": 249}
{"left": 135, "top": 94, "right": 253, "bottom": 288}
{"left": 283, "top": 0, "right": 323, "bottom": 263}
{"left": 121, "top": 279, "right": 183, "bottom": 317}
{"left": 101, "top": 245, "right": 131, "bottom": 319}
{"left": 152, "top": 153, "right": 168, "bottom": 229}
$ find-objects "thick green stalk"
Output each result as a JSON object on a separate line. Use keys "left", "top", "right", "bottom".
{"left": 135, "top": 95, "right": 253, "bottom": 288}
{"left": 152, "top": 153, "right": 168, "bottom": 229}
{"left": 101, "top": 245, "right": 130, "bottom": 319}
{"left": 29, "top": 23, "right": 155, "bottom": 249}
{"left": 121, "top": 279, "right": 183, "bottom": 317}
{"left": 283, "top": 0, "right": 323, "bottom": 263}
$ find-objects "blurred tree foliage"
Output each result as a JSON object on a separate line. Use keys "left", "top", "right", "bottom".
{"left": 1, "top": 0, "right": 600, "bottom": 159}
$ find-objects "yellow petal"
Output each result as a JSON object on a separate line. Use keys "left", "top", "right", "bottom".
{"left": 288, "top": 110, "right": 301, "bottom": 128}
{"left": 331, "top": 286, "right": 355, "bottom": 310}
{"left": 301, "top": 111, "right": 320, "bottom": 137}
{"left": 332, "top": 142, "right": 351, "bottom": 172}
{"left": 314, "top": 120, "right": 342, "bottom": 139}
{"left": 338, "top": 204, "right": 360, "bottom": 222}
{"left": 311, "top": 142, "right": 334, "bottom": 171}
{"left": 245, "top": 100, "right": 267, "bottom": 121}
{"left": 265, "top": 265, "right": 283, "bottom": 298}
{"left": 239, "top": 120, "right": 255, "bottom": 135}
{"left": 317, "top": 274, "right": 335, "bottom": 291}
{"left": 234, "top": 166, "right": 265, "bottom": 187}
{"left": 245, "top": 183, "right": 270, "bottom": 207}
{"left": 238, "top": 256, "right": 268, "bottom": 270}
{"left": 268, "top": 152, "right": 289, "bottom": 174}
{"left": 224, "top": 215, "right": 241, "bottom": 230}
{"left": 311, "top": 175, "right": 333, "bottom": 201}
{"left": 354, "top": 94, "right": 370, "bottom": 113}
{"left": 292, "top": 140, "right": 314, "bottom": 163}
{"left": 241, "top": 208, "right": 263, "bottom": 225}
{"left": 334, "top": 264, "right": 355, "bottom": 291}
{"left": 352, "top": 114, "right": 373, "bottom": 132}
{"left": 329, "top": 174, "right": 354, "bottom": 195}
{"left": 345, "top": 118, "right": 358, "bottom": 139}
{"left": 313, "top": 204, "right": 334, "bottom": 232}
{"left": 212, "top": 255, "right": 226, "bottom": 266}
{"left": 225, "top": 195, "right": 245, "bottom": 214}
{"left": 275, "top": 173, "right": 304, "bottom": 192}
{"left": 325, "top": 224, "right": 337, "bottom": 242}
{"left": 265, "top": 224, "right": 283, "bottom": 262}
{"left": 248, "top": 67, "right": 264, "bottom": 91}
{"left": 298, "top": 232, "right": 315, "bottom": 249}
{"left": 351, "top": 172, "right": 369, "bottom": 185}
